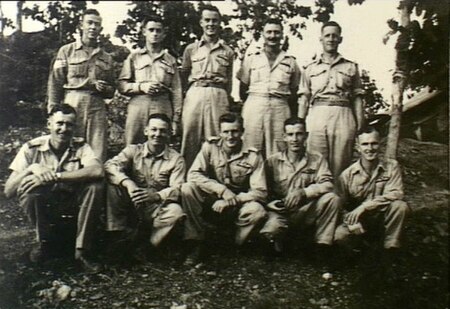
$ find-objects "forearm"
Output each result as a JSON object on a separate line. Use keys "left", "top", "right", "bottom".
{"left": 59, "top": 165, "right": 104, "bottom": 183}
{"left": 118, "top": 80, "right": 141, "bottom": 95}
{"left": 353, "top": 95, "right": 365, "bottom": 131}
{"left": 236, "top": 190, "right": 267, "bottom": 204}
{"left": 4, "top": 169, "right": 32, "bottom": 198}
{"left": 298, "top": 95, "right": 310, "bottom": 119}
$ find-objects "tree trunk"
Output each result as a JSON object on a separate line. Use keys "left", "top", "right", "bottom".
{"left": 0, "top": 2, "right": 4, "bottom": 38}
{"left": 16, "top": 1, "right": 24, "bottom": 32}
{"left": 386, "top": 1, "right": 410, "bottom": 159}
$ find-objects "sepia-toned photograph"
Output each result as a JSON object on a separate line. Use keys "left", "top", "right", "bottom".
{"left": 0, "top": 1, "right": 448, "bottom": 308}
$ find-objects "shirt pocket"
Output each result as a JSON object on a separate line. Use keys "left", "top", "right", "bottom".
{"left": 231, "top": 164, "right": 253, "bottom": 186}
{"left": 299, "top": 168, "right": 316, "bottom": 187}
{"left": 375, "top": 176, "right": 390, "bottom": 196}
{"left": 155, "top": 169, "right": 171, "bottom": 188}
{"left": 155, "top": 62, "right": 175, "bottom": 87}
{"left": 134, "top": 60, "right": 152, "bottom": 82}
{"left": 274, "top": 63, "right": 292, "bottom": 86}
{"left": 336, "top": 67, "right": 353, "bottom": 90}
{"left": 95, "top": 57, "right": 111, "bottom": 81}
{"left": 62, "top": 158, "right": 82, "bottom": 172}
{"left": 191, "top": 55, "right": 207, "bottom": 77}
{"left": 68, "top": 57, "right": 88, "bottom": 79}
{"left": 250, "top": 63, "right": 267, "bottom": 84}
{"left": 309, "top": 67, "right": 327, "bottom": 93}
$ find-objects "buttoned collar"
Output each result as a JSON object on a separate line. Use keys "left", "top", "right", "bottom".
{"left": 143, "top": 143, "right": 170, "bottom": 160}
{"left": 217, "top": 138, "right": 249, "bottom": 163}
{"left": 36, "top": 135, "right": 79, "bottom": 152}
{"left": 198, "top": 36, "right": 225, "bottom": 50}
{"left": 317, "top": 53, "right": 345, "bottom": 65}
{"left": 351, "top": 158, "right": 386, "bottom": 177}
{"left": 278, "top": 150, "right": 309, "bottom": 171}
{"left": 138, "top": 47, "right": 167, "bottom": 61}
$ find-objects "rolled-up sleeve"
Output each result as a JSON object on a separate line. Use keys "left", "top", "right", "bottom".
{"left": 104, "top": 146, "right": 135, "bottom": 185}
{"left": 157, "top": 156, "right": 186, "bottom": 201}
{"left": 297, "top": 66, "right": 311, "bottom": 99}
{"left": 47, "top": 47, "right": 68, "bottom": 111}
{"left": 236, "top": 155, "right": 267, "bottom": 203}
{"left": 171, "top": 66, "right": 183, "bottom": 122}
{"left": 118, "top": 54, "right": 141, "bottom": 95}
{"left": 303, "top": 156, "right": 333, "bottom": 199}
{"left": 352, "top": 63, "right": 364, "bottom": 97}
{"left": 236, "top": 56, "right": 251, "bottom": 85}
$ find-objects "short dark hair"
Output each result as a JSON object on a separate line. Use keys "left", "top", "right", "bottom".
{"left": 82, "top": 9, "right": 101, "bottom": 19}
{"left": 283, "top": 117, "right": 306, "bottom": 132}
{"left": 358, "top": 126, "right": 379, "bottom": 137}
{"left": 321, "top": 21, "right": 342, "bottom": 34}
{"left": 142, "top": 15, "right": 164, "bottom": 29}
{"left": 264, "top": 18, "right": 283, "bottom": 29}
{"left": 147, "top": 113, "right": 171, "bottom": 126}
{"left": 48, "top": 104, "right": 77, "bottom": 117}
{"left": 219, "top": 113, "right": 244, "bottom": 129}
{"left": 200, "top": 4, "right": 221, "bottom": 19}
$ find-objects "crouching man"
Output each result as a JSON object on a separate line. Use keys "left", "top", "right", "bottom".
{"left": 181, "top": 113, "right": 267, "bottom": 265}
{"left": 4, "top": 104, "right": 104, "bottom": 273}
{"left": 334, "top": 127, "right": 410, "bottom": 252}
{"left": 105, "top": 114, "right": 186, "bottom": 261}
{"left": 260, "top": 117, "right": 341, "bottom": 257}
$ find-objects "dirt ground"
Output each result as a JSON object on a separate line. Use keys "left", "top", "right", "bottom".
{"left": 0, "top": 127, "right": 448, "bottom": 309}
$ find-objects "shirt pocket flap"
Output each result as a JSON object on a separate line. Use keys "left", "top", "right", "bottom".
{"left": 134, "top": 59, "right": 151, "bottom": 70}
{"left": 192, "top": 55, "right": 207, "bottom": 63}
{"left": 309, "top": 67, "right": 327, "bottom": 77}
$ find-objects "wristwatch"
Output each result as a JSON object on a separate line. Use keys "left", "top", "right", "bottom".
{"left": 55, "top": 172, "right": 62, "bottom": 182}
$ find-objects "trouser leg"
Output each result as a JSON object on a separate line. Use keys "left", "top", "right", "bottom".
{"left": 259, "top": 210, "right": 289, "bottom": 240}
{"left": 242, "top": 96, "right": 265, "bottom": 153}
{"left": 106, "top": 183, "right": 136, "bottom": 231}
{"left": 313, "top": 193, "right": 341, "bottom": 245}
{"left": 181, "top": 182, "right": 210, "bottom": 241}
{"left": 235, "top": 201, "right": 267, "bottom": 245}
{"left": 383, "top": 200, "right": 409, "bottom": 248}
{"left": 150, "top": 203, "right": 185, "bottom": 246}
{"left": 125, "top": 98, "right": 150, "bottom": 145}
{"left": 75, "top": 181, "right": 104, "bottom": 251}
{"left": 265, "top": 98, "right": 290, "bottom": 158}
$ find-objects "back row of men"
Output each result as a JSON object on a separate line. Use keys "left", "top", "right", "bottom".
{"left": 5, "top": 6, "right": 409, "bottom": 272}
{"left": 47, "top": 6, "right": 363, "bottom": 179}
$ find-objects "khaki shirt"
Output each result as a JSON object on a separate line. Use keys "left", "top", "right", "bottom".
{"left": 298, "top": 53, "right": 363, "bottom": 104}
{"left": 188, "top": 137, "right": 267, "bottom": 203}
{"left": 237, "top": 50, "right": 301, "bottom": 98}
{"left": 105, "top": 144, "right": 186, "bottom": 201}
{"left": 265, "top": 151, "right": 333, "bottom": 200}
{"left": 48, "top": 40, "right": 116, "bottom": 109}
{"left": 337, "top": 159, "right": 404, "bottom": 211}
{"left": 9, "top": 135, "right": 100, "bottom": 173}
{"left": 181, "top": 37, "right": 234, "bottom": 89}
{"left": 118, "top": 48, "right": 182, "bottom": 122}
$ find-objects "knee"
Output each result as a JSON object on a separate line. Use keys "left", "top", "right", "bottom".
{"left": 390, "top": 200, "right": 410, "bottom": 215}
{"left": 317, "top": 192, "right": 342, "bottom": 211}
{"left": 84, "top": 181, "right": 104, "bottom": 193}
{"left": 240, "top": 202, "right": 267, "bottom": 223}
{"left": 334, "top": 224, "right": 350, "bottom": 243}
{"left": 181, "top": 182, "right": 197, "bottom": 197}
{"left": 165, "top": 203, "right": 185, "bottom": 221}
{"left": 260, "top": 212, "right": 287, "bottom": 237}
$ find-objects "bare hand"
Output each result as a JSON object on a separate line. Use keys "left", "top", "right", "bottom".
{"left": 284, "top": 189, "right": 306, "bottom": 210}
{"left": 212, "top": 199, "right": 230, "bottom": 213}
{"left": 344, "top": 207, "right": 365, "bottom": 225}
{"left": 222, "top": 188, "right": 236, "bottom": 200}
{"left": 129, "top": 188, "right": 160, "bottom": 207}
{"left": 28, "top": 164, "right": 57, "bottom": 183}
{"left": 18, "top": 175, "right": 45, "bottom": 195}
{"left": 95, "top": 80, "right": 111, "bottom": 93}
{"left": 171, "top": 122, "right": 179, "bottom": 137}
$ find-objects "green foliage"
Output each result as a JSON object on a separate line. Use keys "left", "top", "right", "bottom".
{"left": 360, "top": 70, "right": 389, "bottom": 118}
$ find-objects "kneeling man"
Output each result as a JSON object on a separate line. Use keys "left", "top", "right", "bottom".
{"left": 334, "top": 127, "right": 409, "bottom": 250}
{"left": 181, "top": 113, "right": 267, "bottom": 264}
{"left": 105, "top": 114, "right": 186, "bottom": 258}
{"left": 260, "top": 117, "right": 340, "bottom": 254}
{"left": 4, "top": 104, "right": 104, "bottom": 273}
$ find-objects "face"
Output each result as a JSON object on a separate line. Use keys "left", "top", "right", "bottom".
{"left": 200, "top": 9, "right": 221, "bottom": 37}
{"left": 283, "top": 123, "right": 307, "bottom": 153}
{"left": 356, "top": 131, "right": 380, "bottom": 162}
{"left": 320, "top": 25, "right": 342, "bottom": 53}
{"left": 81, "top": 14, "right": 103, "bottom": 41}
{"left": 144, "top": 118, "right": 170, "bottom": 148}
{"left": 219, "top": 121, "right": 243, "bottom": 150}
{"left": 143, "top": 21, "right": 165, "bottom": 45}
{"left": 263, "top": 23, "right": 283, "bottom": 47}
{"left": 48, "top": 112, "right": 76, "bottom": 147}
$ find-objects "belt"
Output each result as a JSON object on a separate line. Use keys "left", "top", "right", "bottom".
{"left": 192, "top": 80, "right": 226, "bottom": 89}
{"left": 313, "top": 98, "right": 350, "bottom": 107}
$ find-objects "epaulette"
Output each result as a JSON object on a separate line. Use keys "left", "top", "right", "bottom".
{"left": 285, "top": 55, "right": 296, "bottom": 60}
{"left": 27, "top": 139, "right": 44, "bottom": 148}
{"left": 72, "top": 137, "right": 86, "bottom": 146}
{"left": 246, "top": 147, "right": 260, "bottom": 153}
{"left": 303, "top": 59, "right": 318, "bottom": 69}
{"left": 206, "top": 136, "right": 221, "bottom": 143}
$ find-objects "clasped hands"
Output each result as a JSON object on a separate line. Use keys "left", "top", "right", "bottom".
{"left": 282, "top": 188, "right": 307, "bottom": 212}
{"left": 123, "top": 179, "right": 160, "bottom": 209}
{"left": 212, "top": 188, "right": 239, "bottom": 213}
{"left": 18, "top": 164, "right": 58, "bottom": 195}
{"left": 140, "top": 81, "right": 165, "bottom": 96}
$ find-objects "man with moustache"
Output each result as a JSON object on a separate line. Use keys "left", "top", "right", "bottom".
{"left": 47, "top": 9, "right": 115, "bottom": 161}
{"left": 105, "top": 114, "right": 186, "bottom": 261}
{"left": 260, "top": 117, "right": 340, "bottom": 256}
{"left": 237, "top": 18, "right": 301, "bottom": 159}
{"left": 334, "top": 127, "right": 409, "bottom": 251}
{"left": 181, "top": 113, "right": 267, "bottom": 265}
{"left": 4, "top": 104, "right": 104, "bottom": 273}
{"left": 180, "top": 5, "right": 234, "bottom": 169}
{"left": 298, "top": 21, "right": 365, "bottom": 177}
{"left": 118, "top": 16, "right": 182, "bottom": 145}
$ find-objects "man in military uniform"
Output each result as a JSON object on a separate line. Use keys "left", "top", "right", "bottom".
{"left": 118, "top": 16, "right": 182, "bottom": 145}
{"left": 237, "top": 18, "right": 301, "bottom": 159}
{"left": 298, "top": 21, "right": 365, "bottom": 177}
{"left": 4, "top": 104, "right": 104, "bottom": 273}
{"left": 180, "top": 5, "right": 234, "bottom": 169}
{"left": 334, "top": 127, "right": 409, "bottom": 251}
{"left": 105, "top": 113, "right": 186, "bottom": 260}
{"left": 48, "top": 9, "right": 115, "bottom": 161}
{"left": 181, "top": 113, "right": 267, "bottom": 265}
{"left": 260, "top": 117, "right": 340, "bottom": 255}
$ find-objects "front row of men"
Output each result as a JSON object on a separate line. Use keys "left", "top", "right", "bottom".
{"left": 4, "top": 105, "right": 409, "bottom": 272}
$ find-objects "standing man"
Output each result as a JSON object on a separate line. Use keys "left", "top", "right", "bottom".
{"left": 334, "top": 127, "right": 409, "bottom": 251}
{"left": 118, "top": 16, "right": 182, "bottom": 145}
{"left": 105, "top": 114, "right": 186, "bottom": 258}
{"left": 237, "top": 18, "right": 301, "bottom": 159}
{"left": 48, "top": 9, "right": 115, "bottom": 162}
{"left": 180, "top": 5, "right": 234, "bottom": 169}
{"left": 260, "top": 117, "right": 340, "bottom": 255}
{"left": 181, "top": 113, "right": 267, "bottom": 265}
{"left": 298, "top": 21, "right": 365, "bottom": 177}
{"left": 4, "top": 104, "right": 104, "bottom": 273}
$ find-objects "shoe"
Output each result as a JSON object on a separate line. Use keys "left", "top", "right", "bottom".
{"left": 29, "top": 242, "right": 51, "bottom": 264}
{"left": 184, "top": 242, "right": 203, "bottom": 267}
{"left": 75, "top": 250, "right": 102, "bottom": 274}
{"left": 132, "top": 246, "right": 148, "bottom": 264}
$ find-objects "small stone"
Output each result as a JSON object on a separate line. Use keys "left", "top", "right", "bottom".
{"left": 206, "top": 271, "right": 217, "bottom": 276}
{"left": 331, "top": 281, "right": 339, "bottom": 286}
{"left": 56, "top": 285, "right": 72, "bottom": 301}
{"left": 322, "top": 272, "right": 333, "bottom": 280}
